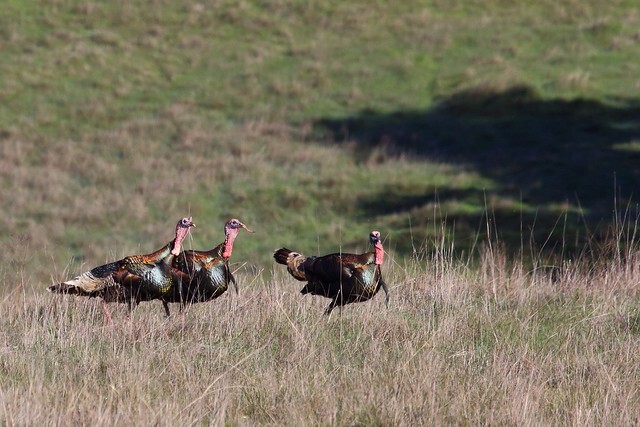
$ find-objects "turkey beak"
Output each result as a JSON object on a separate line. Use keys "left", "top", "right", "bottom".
{"left": 240, "top": 222, "right": 254, "bottom": 233}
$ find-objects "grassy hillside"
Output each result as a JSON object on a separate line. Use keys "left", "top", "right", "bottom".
{"left": 2, "top": 2, "right": 640, "bottom": 423}
{"left": 2, "top": 1, "right": 640, "bottom": 289}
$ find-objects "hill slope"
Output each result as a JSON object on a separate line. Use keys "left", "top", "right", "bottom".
{"left": 1, "top": 1, "right": 639, "bottom": 287}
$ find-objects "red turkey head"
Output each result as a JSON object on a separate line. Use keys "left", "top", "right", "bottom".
{"left": 370, "top": 230, "right": 384, "bottom": 265}
{"left": 172, "top": 216, "right": 196, "bottom": 255}
{"left": 223, "top": 218, "right": 254, "bottom": 258}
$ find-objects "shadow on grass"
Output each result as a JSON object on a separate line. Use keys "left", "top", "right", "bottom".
{"left": 314, "top": 85, "right": 640, "bottom": 256}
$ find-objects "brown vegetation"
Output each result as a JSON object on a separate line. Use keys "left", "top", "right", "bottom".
{"left": 3, "top": 249, "right": 640, "bottom": 425}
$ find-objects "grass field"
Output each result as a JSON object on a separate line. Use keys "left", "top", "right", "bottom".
{"left": 2, "top": 0, "right": 640, "bottom": 424}
{"left": 4, "top": 248, "right": 640, "bottom": 425}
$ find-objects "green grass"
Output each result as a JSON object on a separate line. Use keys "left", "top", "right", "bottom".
{"left": 1, "top": 3, "right": 640, "bottom": 420}
{"left": 3, "top": 1, "right": 639, "bottom": 137}
{"left": 0, "top": 0, "right": 637, "bottom": 283}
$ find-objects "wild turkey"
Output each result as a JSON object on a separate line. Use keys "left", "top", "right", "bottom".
{"left": 273, "top": 231, "right": 390, "bottom": 314}
{"left": 48, "top": 217, "right": 196, "bottom": 321}
{"left": 169, "top": 218, "right": 253, "bottom": 310}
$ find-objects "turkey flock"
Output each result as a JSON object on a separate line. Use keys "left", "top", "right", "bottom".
{"left": 48, "top": 217, "right": 390, "bottom": 320}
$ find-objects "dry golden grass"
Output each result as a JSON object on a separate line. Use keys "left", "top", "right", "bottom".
{"left": 2, "top": 249, "right": 640, "bottom": 425}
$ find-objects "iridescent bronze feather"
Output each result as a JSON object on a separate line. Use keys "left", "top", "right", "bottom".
{"left": 168, "top": 218, "right": 253, "bottom": 310}
{"left": 48, "top": 217, "right": 195, "bottom": 321}
{"left": 273, "top": 231, "right": 390, "bottom": 314}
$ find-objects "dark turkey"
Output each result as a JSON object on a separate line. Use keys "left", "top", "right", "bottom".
{"left": 274, "top": 231, "right": 390, "bottom": 314}
{"left": 168, "top": 218, "right": 253, "bottom": 311}
{"left": 48, "top": 217, "right": 195, "bottom": 321}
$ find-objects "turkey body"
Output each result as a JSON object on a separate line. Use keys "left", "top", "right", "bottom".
{"left": 273, "top": 231, "right": 389, "bottom": 314}
{"left": 48, "top": 217, "right": 194, "bottom": 319}
{"left": 170, "top": 244, "right": 237, "bottom": 304}
{"left": 166, "top": 218, "right": 251, "bottom": 310}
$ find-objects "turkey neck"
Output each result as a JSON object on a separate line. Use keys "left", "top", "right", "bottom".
{"left": 171, "top": 225, "right": 190, "bottom": 256}
{"left": 374, "top": 241, "right": 384, "bottom": 265}
{"left": 222, "top": 228, "right": 239, "bottom": 258}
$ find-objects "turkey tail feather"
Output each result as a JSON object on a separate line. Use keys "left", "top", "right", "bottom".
{"left": 48, "top": 281, "right": 92, "bottom": 295}
{"left": 48, "top": 261, "right": 122, "bottom": 295}
{"left": 48, "top": 275, "right": 99, "bottom": 296}
{"left": 273, "top": 248, "right": 293, "bottom": 265}
{"left": 48, "top": 271, "right": 105, "bottom": 295}
{"left": 273, "top": 248, "right": 307, "bottom": 281}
